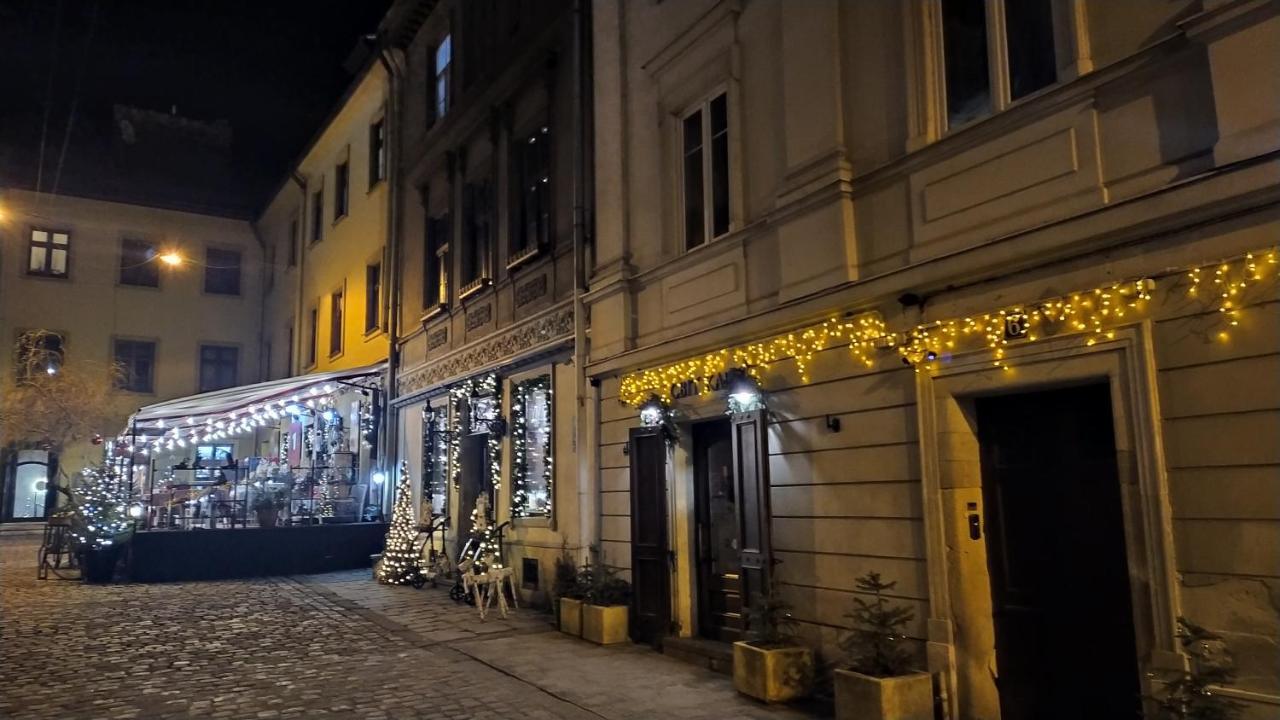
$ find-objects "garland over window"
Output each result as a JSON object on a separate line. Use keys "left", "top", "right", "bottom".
{"left": 447, "top": 373, "right": 502, "bottom": 524}
{"left": 511, "top": 374, "right": 553, "bottom": 518}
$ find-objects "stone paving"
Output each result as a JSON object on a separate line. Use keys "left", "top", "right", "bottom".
{"left": 0, "top": 531, "right": 819, "bottom": 719}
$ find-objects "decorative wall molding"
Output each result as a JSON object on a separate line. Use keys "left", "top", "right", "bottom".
{"left": 396, "top": 302, "right": 573, "bottom": 398}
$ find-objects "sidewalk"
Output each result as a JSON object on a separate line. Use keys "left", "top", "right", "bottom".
{"left": 304, "top": 570, "right": 823, "bottom": 720}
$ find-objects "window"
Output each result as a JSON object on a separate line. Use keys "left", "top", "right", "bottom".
{"left": 430, "top": 34, "right": 452, "bottom": 123}
{"left": 425, "top": 212, "right": 451, "bottom": 309}
{"left": 461, "top": 181, "right": 492, "bottom": 290}
{"left": 195, "top": 444, "right": 234, "bottom": 479}
{"left": 512, "top": 373, "right": 552, "bottom": 517}
{"left": 939, "top": 0, "right": 1059, "bottom": 128}
{"left": 681, "top": 92, "right": 730, "bottom": 250}
{"left": 422, "top": 404, "right": 450, "bottom": 519}
{"left": 311, "top": 189, "right": 324, "bottom": 244}
{"left": 27, "top": 229, "right": 70, "bottom": 278}
{"left": 15, "top": 331, "right": 64, "bottom": 380}
{"left": 512, "top": 126, "right": 551, "bottom": 261}
{"left": 114, "top": 339, "right": 156, "bottom": 393}
{"left": 203, "top": 247, "right": 241, "bottom": 295}
{"left": 369, "top": 119, "right": 386, "bottom": 187}
{"left": 308, "top": 307, "right": 318, "bottom": 366}
{"left": 365, "top": 263, "right": 382, "bottom": 333}
{"left": 334, "top": 161, "right": 350, "bottom": 220}
{"left": 288, "top": 217, "right": 299, "bottom": 266}
{"left": 198, "top": 345, "right": 238, "bottom": 393}
{"left": 119, "top": 238, "right": 159, "bottom": 287}
{"left": 329, "top": 289, "right": 343, "bottom": 357}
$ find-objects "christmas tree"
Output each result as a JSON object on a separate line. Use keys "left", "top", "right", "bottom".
{"left": 375, "top": 461, "right": 419, "bottom": 585}
{"left": 68, "top": 465, "right": 132, "bottom": 551}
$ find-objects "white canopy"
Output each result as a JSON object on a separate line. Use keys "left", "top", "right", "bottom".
{"left": 123, "top": 363, "right": 385, "bottom": 437}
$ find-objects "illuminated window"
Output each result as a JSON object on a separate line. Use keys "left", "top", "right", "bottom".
{"left": 512, "top": 373, "right": 552, "bottom": 518}
{"left": 28, "top": 229, "right": 70, "bottom": 278}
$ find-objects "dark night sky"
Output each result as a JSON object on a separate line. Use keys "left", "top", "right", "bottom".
{"left": 0, "top": 0, "right": 393, "bottom": 216}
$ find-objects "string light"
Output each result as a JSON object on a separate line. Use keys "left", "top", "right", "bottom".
{"left": 619, "top": 247, "right": 1276, "bottom": 405}
{"left": 375, "top": 460, "right": 419, "bottom": 586}
{"left": 510, "top": 375, "right": 553, "bottom": 518}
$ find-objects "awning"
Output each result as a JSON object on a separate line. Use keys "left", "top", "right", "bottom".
{"left": 123, "top": 362, "right": 386, "bottom": 437}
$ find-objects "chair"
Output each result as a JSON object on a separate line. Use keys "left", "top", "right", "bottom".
{"left": 37, "top": 516, "right": 79, "bottom": 580}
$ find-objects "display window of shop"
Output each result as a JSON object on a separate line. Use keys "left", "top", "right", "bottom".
{"left": 510, "top": 370, "right": 552, "bottom": 518}
{"left": 421, "top": 399, "right": 450, "bottom": 520}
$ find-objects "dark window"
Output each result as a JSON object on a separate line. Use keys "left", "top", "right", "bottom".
{"left": 198, "top": 345, "right": 238, "bottom": 393}
{"left": 425, "top": 213, "right": 451, "bottom": 308}
{"left": 512, "top": 126, "right": 551, "bottom": 259}
{"left": 311, "top": 189, "right": 324, "bottom": 243}
{"left": 204, "top": 247, "right": 241, "bottom": 295}
{"left": 27, "top": 229, "right": 69, "bottom": 278}
{"left": 1006, "top": 0, "right": 1058, "bottom": 100}
{"left": 942, "top": 0, "right": 992, "bottom": 127}
{"left": 329, "top": 289, "right": 343, "bottom": 357}
{"left": 365, "top": 264, "right": 381, "bottom": 333}
{"left": 369, "top": 120, "right": 386, "bottom": 187}
{"left": 114, "top": 339, "right": 156, "bottom": 393}
{"left": 308, "top": 308, "right": 318, "bottom": 366}
{"left": 682, "top": 110, "right": 704, "bottom": 249}
{"left": 461, "top": 182, "right": 492, "bottom": 288}
{"left": 119, "top": 238, "right": 159, "bottom": 287}
{"left": 16, "top": 331, "right": 64, "bottom": 380}
{"left": 431, "top": 34, "right": 452, "bottom": 123}
{"left": 682, "top": 91, "right": 730, "bottom": 250}
{"left": 334, "top": 162, "right": 350, "bottom": 220}
{"left": 709, "top": 94, "right": 730, "bottom": 238}
{"left": 288, "top": 217, "right": 299, "bottom": 266}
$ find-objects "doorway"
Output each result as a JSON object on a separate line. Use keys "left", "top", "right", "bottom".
{"left": 629, "top": 426, "right": 671, "bottom": 644}
{"left": 976, "top": 383, "right": 1140, "bottom": 719}
{"left": 693, "top": 419, "right": 743, "bottom": 642}
{"left": 456, "top": 432, "right": 490, "bottom": 558}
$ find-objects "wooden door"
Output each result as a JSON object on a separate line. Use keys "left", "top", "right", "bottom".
{"left": 977, "top": 384, "right": 1139, "bottom": 720}
{"left": 456, "top": 432, "right": 487, "bottom": 558}
{"left": 694, "top": 419, "right": 742, "bottom": 641}
{"left": 629, "top": 427, "right": 671, "bottom": 644}
{"left": 730, "top": 409, "right": 772, "bottom": 633}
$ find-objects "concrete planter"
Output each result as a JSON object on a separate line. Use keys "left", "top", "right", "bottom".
{"left": 582, "top": 603, "right": 628, "bottom": 645}
{"left": 834, "top": 668, "right": 932, "bottom": 720}
{"left": 732, "top": 641, "right": 814, "bottom": 703}
{"left": 559, "top": 597, "right": 583, "bottom": 637}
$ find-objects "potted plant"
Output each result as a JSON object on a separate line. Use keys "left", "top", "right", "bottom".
{"left": 67, "top": 466, "right": 133, "bottom": 584}
{"left": 581, "top": 557, "right": 630, "bottom": 645}
{"left": 252, "top": 487, "right": 287, "bottom": 527}
{"left": 1148, "top": 617, "right": 1245, "bottom": 720}
{"left": 733, "top": 586, "right": 814, "bottom": 703}
{"left": 553, "top": 550, "right": 585, "bottom": 636}
{"left": 834, "top": 572, "right": 931, "bottom": 720}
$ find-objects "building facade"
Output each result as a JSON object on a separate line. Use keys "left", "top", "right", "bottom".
{"left": 585, "top": 0, "right": 1280, "bottom": 718}
{"left": 0, "top": 186, "right": 262, "bottom": 519}
{"left": 384, "top": 0, "right": 592, "bottom": 605}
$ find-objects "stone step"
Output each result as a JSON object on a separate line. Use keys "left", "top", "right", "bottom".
{"left": 662, "top": 635, "right": 735, "bottom": 676}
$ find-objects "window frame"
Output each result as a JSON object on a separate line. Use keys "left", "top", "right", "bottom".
{"left": 508, "top": 366, "right": 554, "bottom": 523}
{"left": 113, "top": 337, "right": 157, "bottom": 394}
{"left": 509, "top": 123, "right": 552, "bottom": 269}
{"left": 423, "top": 182, "right": 452, "bottom": 314}
{"left": 421, "top": 397, "right": 452, "bottom": 522}
{"left": 677, "top": 89, "right": 733, "bottom": 251}
{"left": 430, "top": 33, "right": 453, "bottom": 125}
{"left": 334, "top": 160, "right": 350, "bottom": 222}
{"left": 364, "top": 262, "right": 382, "bottom": 335}
{"left": 118, "top": 236, "right": 161, "bottom": 288}
{"left": 26, "top": 227, "right": 71, "bottom": 279}
{"left": 15, "top": 330, "right": 66, "bottom": 381}
{"left": 459, "top": 180, "right": 494, "bottom": 297}
{"left": 328, "top": 287, "right": 345, "bottom": 359}
{"left": 307, "top": 305, "right": 319, "bottom": 368}
{"left": 197, "top": 343, "right": 239, "bottom": 394}
{"left": 202, "top": 246, "right": 242, "bottom": 296}
{"left": 310, "top": 187, "right": 324, "bottom": 245}
{"left": 368, "top": 118, "right": 387, "bottom": 189}
{"left": 288, "top": 215, "right": 299, "bottom": 267}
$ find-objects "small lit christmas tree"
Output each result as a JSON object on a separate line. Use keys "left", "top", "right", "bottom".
{"left": 375, "top": 461, "right": 419, "bottom": 586}
{"left": 68, "top": 465, "right": 131, "bottom": 552}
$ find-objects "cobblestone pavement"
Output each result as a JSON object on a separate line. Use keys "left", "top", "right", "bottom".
{"left": 1, "top": 532, "right": 817, "bottom": 720}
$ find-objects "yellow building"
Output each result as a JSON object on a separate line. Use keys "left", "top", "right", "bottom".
{"left": 587, "top": 0, "right": 1280, "bottom": 717}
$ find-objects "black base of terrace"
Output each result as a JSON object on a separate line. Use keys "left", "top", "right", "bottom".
{"left": 127, "top": 522, "right": 387, "bottom": 582}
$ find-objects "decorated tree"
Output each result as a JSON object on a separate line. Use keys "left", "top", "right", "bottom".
{"left": 375, "top": 461, "right": 418, "bottom": 585}
{"left": 68, "top": 465, "right": 132, "bottom": 552}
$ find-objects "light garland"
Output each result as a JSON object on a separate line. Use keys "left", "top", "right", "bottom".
{"left": 447, "top": 373, "right": 502, "bottom": 520}
{"left": 618, "top": 248, "right": 1278, "bottom": 406}
{"left": 376, "top": 460, "right": 418, "bottom": 586}
{"left": 510, "top": 374, "right": 553, "bottom": 518}
{"left": 69, "top": 466, "right": 131, "bottom": 551}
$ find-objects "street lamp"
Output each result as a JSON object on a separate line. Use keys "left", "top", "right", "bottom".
{"left": 159, "top": 251, "right": 184, "bottom": 266}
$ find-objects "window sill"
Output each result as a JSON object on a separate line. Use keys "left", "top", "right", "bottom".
{"left": 363, "top": 326, "right": 385, "bottom": 340}
{"left": 421, "top": 303, "right": 449, "bottom": 324}
{"left": 332, "top": 212, "right": 348, "bottom": 228}
{"left": 512, "top": 514, "right": 552, "bottom": 529}
{"left": 116, "top": 282, "right": 162, "bottom": 291}
{"left": 366, "top": 179, "right": 385, "bottom": 194}
{"left": 506, "top": 245, "right": 544, "bottom": 272}
{"left": 24, "top": 272, "right": 69, "bottom": 281}
{"left": 458, "top": 277, "right": 491, "bottom": 301}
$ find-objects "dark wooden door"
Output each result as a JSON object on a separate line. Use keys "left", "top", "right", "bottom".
{"left": 977, "top": 384, "right": 1140, "bottom": 720}
{"left": 730, "top": 409, "right": 772, "bottom": 634}
{"left": 629, "top": 427, "right": 671, "bottom": 644}
{"left": 694, "top": 419, "right": 742, "bottom": 642}
{"left": 456, "top": 432, "right": 487, "bottom": 558}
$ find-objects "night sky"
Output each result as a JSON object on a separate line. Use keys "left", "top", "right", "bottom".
{"left": 0, "top": 0, "right": 393, "bottom": 215}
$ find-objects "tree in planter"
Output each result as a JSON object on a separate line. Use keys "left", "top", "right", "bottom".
{"left": 67, "top": 465, "right": 133, "bottom": 582}
{"left": 582, "top": 556, "right": 630, "bottom": 607}
{"left": 743, "top": 587, "right": 800, "bottom": 647}
{"left": 734, "top": 583, "right": 815, "bottom": 702}
{"left": 839, "top": 571, "right": 915, "bottom": 676}
{"left": 1148, "top": 618, "right": 1245, "bottom": 720}
{"left": 0, "top": 330, "right": 124, "bottom": 509}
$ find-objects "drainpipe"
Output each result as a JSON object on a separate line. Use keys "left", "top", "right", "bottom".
{"left": 571, "top": 0, "right": 598, "bottom": 561}
{"left": 377, "top": 44, "right": 405, "bottom": 513}
{"left": 288, "top": 171, "right": 307, "bottom": 378}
